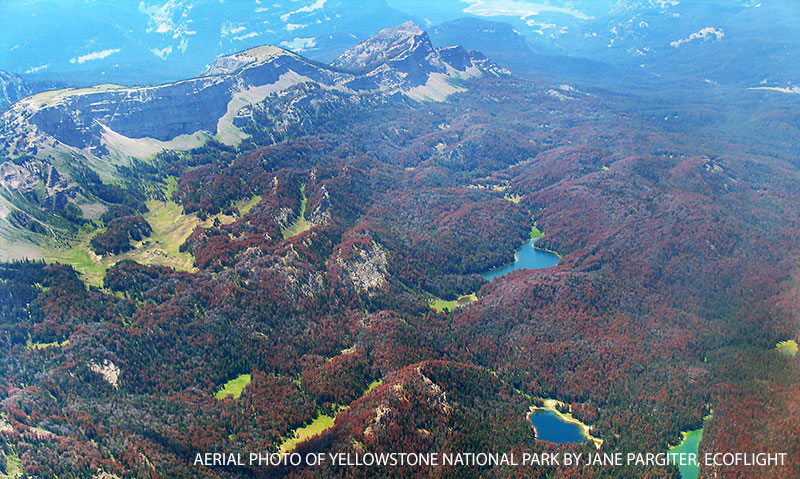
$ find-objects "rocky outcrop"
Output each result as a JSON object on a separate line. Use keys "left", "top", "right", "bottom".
{"left": 330, "top": 239, "right": 389, "bottom": 294}
{"left": 89, "top": 359, "right": 121, "bottom": 389}
{"left": 0, "top": 415, "right": 12, "bottom": 434}
{"left": 308, "top": 185, "right": 332, "bottom": 227}
{"left": 0, "top": 159, "right": 77, "bottom": 212}
{"left": 333, "top": 22, "right": 437, "bottom": 74}
{"left": 346, "top": 244, "right": 389, "bottom": 292}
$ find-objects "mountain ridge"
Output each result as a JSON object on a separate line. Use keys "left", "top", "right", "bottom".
{"left": 0, "top": 22, "right": 502, "bottom": 159}
{"left": 0, "top": 22, "right": 505, "bottom": 259}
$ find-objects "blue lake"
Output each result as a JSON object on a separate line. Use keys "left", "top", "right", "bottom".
{"left": 482, "top": 238, "right": 560, "bottom": 281}
{"left": 529, "top": 410, "right": 586, "bottom": 444}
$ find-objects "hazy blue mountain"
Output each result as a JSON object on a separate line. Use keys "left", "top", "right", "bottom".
{"left": 390, "top": 0, "right": 800, "bottom": 88}
{"left": 0, "top": 70, "right": 67, "bottom": 111}
{"left": 428, "top": 17, "right": 631, "bottom": 87}
{"left": 0, "top": 71, "right": 30, "bottom": 110}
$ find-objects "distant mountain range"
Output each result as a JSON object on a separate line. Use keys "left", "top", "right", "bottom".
{"left": 0, "top": 71, "right": 31, "bottom": 110}
{"left": 0, "top": 71, "right": 67, "bottom": 111}
{"left": 2, "top": 1, "right": 798, "bottom": 89}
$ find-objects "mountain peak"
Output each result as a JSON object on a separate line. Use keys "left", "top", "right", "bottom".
{"left": 203, "top": 45, "right": 297, "bottom": 76}
{"left": 386, "top": 20, "right": 425, "bottom": 36}
{"left": 332, "top": 21, "right": 433, "bottom": 73}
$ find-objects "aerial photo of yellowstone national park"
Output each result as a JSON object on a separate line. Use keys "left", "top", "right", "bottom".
{"left": 1, "top": 1, "right": 799, "bottom": 478}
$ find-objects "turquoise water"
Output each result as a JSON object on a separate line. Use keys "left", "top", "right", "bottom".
{"left": 669, "top": 428, "right": 703, "bottom": 479}
{"left": 529, "top": 410, "right": 586, "bottom": 444}
{"left": 482, "top": 238, "right": 560, "bottom": 281}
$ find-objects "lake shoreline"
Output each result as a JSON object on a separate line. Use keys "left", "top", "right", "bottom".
{"left": 483, "top": 238, "right": 561, "bottom": 281}
{"left": 527, "top": 399, "right": 603, "bottom": 449}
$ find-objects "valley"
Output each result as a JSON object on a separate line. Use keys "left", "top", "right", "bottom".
{"left": 40, "top": 178, "right": 261, "bottom": 286}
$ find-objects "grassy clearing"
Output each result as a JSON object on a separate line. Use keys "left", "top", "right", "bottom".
{"left": 43, "top": 198, "right": 201, "bottom": 287}
{"left": 429, "top": 294, "right": 478, "bottom": 313}
{"left": 43, "top": 242, "right": 108, "bottom": 287}
{"left": 0, "top": 450, "right": 23, "bottom": 479}
{"left": 279, "top": 378, "right": 383, "bottom": 454}
{"left": 776, "top": 340, "right": 798, "bottom": 357}
{"left": 236, "top": 195, "right": 262, "bottom": 215}
{"left": 134, "top": 199, "right": 206, "bottom": 267}
{"left": 282, "top": 184, "right": 312, "bottom": 239}
{"left": 279, "top": 414, "right": 336, "bottom": 454}
{"left": 215, "top": 374, "right": 252, "bottom": 400}
{"left": 530, "top": 224, "right": 544, "bottom": 239}
{"left": 364, "top": 379, "right": 383, "bottom": 395}
{"left": 26, "top": 338, "right": 69, "bottom": 351}
{"left": 44, "top": 188, "right": 262, "bottom": 287}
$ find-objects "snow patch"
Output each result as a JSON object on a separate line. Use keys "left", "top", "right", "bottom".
{"left": 280, "top": 37, "right": 317, "bottom": 51}
{"left": 749, "top": 86, "right": 800, "bottom": 95}
{"left": 234, "top": 32, "right": 260, "bottom": 41}
{"left": 670, "top": 27, "right": 725, "bottom": 47}
{"left": 150, "top": 46, "right": 173, "bottom": 59}
{"left": 221, "top": 22, "right": 247, "bottom": 36}
{"left": 547, "top": 89, "right": 570, "bottom": 101}
{"left": 281, "top": 0, "right": 327, "bottom": 22}
{"left": 139, "top": 0, "right": 194, "bottom": 36}
{"left": 526, "top": 19, "right": 556, "bottom": 35}
{"left": 70, "top": 48, "right": 120, "bottom": 64}
{"left": 462, "top": 0, "right": 591, "bottom": 20}
{"left": 654, "top": 0, "right": 679, "bottom": 9}
{"left": 25, "top": 64, "right": 49, "bottom": 74}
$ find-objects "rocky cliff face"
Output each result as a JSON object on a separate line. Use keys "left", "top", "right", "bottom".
{"left": 0, "top": 23, "right": 502, "bottom": 159}
{"left": 331, "top": 240, "right": 389, "bottom": 295}
{"left": 333, "top": 21, "right": 437, "bottom": 74}
{"left": 2, "top": 51, "right": 344, "bottom": 153}
{"left": 332, "top": 21, "right": 505, "bottom": 95}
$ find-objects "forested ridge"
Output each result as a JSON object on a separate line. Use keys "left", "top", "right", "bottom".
{"left": 1, "top": 72, "right": 799, "bottom": 479}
